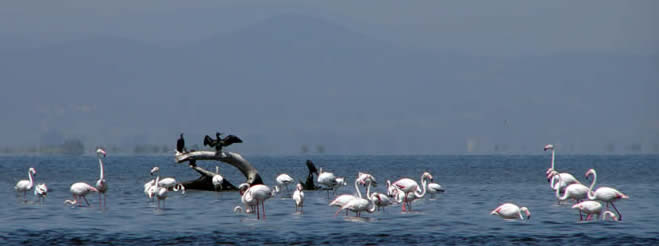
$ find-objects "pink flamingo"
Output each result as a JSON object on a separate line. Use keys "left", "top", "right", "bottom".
{"left": 95, "top": 147, "right": 108, "bottom": 208}
{"left": 15, "top": 167, "right": 37, "bottom": 201}
{"left": 65, "top": 182, "right": 98, "bottom": 206}
{"left": 585, "top": 169, "right": 629, "bottom": 220}
{"left": 391, "top": 172, "right": 432, "bottom": 211}
{"left": 491, "top": 203, "right": 531, "bottom": 220}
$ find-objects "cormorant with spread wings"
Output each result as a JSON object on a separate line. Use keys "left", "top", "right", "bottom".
{"left": 203, "top": 132, "right": 243, "bottom": 154}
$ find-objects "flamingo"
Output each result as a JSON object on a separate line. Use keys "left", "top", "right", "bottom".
{"left": 329, "top": 172, "right": 370, "bottom": 215}
{"left": 317, "top": 167, "right": 339, "bottom": 198}
{"left": 337, "top": 193, "right": 377, "bottom": 217}
{"left": 490, "top": 203, "right": 531, "bottom": 220}
{"left": 391, "top": 172, "right": 432, "bottom": 211}
{"left": 585, "top": 168, "right": 629, "bottom": 220}
{"left": 548, "top": 170, "right": 580, "bottom": 192}
{"left": 275, "top": 173, "right": 294, "bottom": 195}
{"left": 243, "top": 184, "right": 274, "bottom": 220}
{"left": 571, "top": 200, "right": 615, "bottom": 221}
{"left": 427, "top": 182, "right": 445, "bottom": 199}
{"left": 15, "top": 167, "right": 37, "bottom": 201}
{"left": 34, "top": 183, "right": 48, "bottom": 204}
{"left": 292, "top": 183, "right": 304, "bottom": 212}
{"left": 554, "top": 174, "right": 589, "bottom": 220}
{"left": 363, "top": 176, "right": 393, "bottom": 211}
{"left": 238, "top": 183, "right": 257, "bottom": 214}
{"left": 544, "top": 144, "right": 556, "bottom": 174}
{"left": 95, "top": 147, "right": 108, "bottom": 208}
{"left": 65, "top": 182, "right": 98, "bottom": 206}
{"left": 603, "top": 211, "right": 619, "bottom": 221}
{"left": 212, "top": 166, "right": 224, "bottom": 191}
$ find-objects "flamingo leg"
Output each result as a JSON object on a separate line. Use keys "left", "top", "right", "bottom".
{"left": 586, "top": 214, "right": 592, "bottom": 221}
{"left": 104, "top": 194, "right": 107, "bottom": 208}
{"left": 401, "top": 193, "right": 407, "bottom": 211}
{"left": 23, "top": 191, "right": 27, "bottom": 201}
{"left": 82, "top": 196, "right": 90, "bottom": 206}
{"left": 610, "top": 202, "right": 622, "bottom": 221}
{"left": 99, "top": 193, "right": 102, "bottom": 208}
{"left": 262, "top": 200, "right": 266, "bottom": 220}
{"left": 256, "top": 202, "right": 260, "bottom": 220}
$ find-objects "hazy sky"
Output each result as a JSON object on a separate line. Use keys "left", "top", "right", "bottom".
{"left": 2, "top": 1, "right": 657, "bottom": 55}
{"left": 1, "top": 1, "right": 657, "bottom": 154}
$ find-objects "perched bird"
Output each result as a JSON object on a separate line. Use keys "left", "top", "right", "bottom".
{"left": 203, "top": 132, "right": 243, "bottom": 155}
{"left": 490, "top": 203, "right": 531, "bottom": 220}
{"left": 15, "top": 167, "right": 37, "bottom": 201}
{"left": 317, "top": 168, "right": 338, "bottom": 198}
{"left": 176, "top": 133, "right": 187, "bottom": 153}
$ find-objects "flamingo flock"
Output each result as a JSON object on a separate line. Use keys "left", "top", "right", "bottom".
{"left": 11, "top": 143, "right": 632, "bottom": 225}
{"left": 491, "top": 144, "right": 629, "bottom": 222}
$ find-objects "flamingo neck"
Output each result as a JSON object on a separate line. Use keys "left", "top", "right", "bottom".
{"left": 216, "top": 166, "right": 219, "bottom": 174}
{"left": 414, "top": 175, "right": 428, "bottom": 198}
{"left": 366, "top": 181, "right": 372, "bottom": 199}
{"left": 28, "top": 170, "right": 34, "bottom": 186}
{"left": 354, "top": 179, "right": 362, "bottom": 198}
{"left": 587, "top": 170, "right": 597, "bottom": 200}
{"left": 99, "top": 158, "right": 105, "bottom": 180}
{"left": 551, "top": 150, "right": 555, "bottom": 170}
{"left": 368, "top": 196, "right": 377, "bottom": 213}
{"left": 555, "top": 175, "right": 568, "bottom": 201}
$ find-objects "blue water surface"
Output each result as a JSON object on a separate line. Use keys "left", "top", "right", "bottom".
{"left": 1, "top": 154, "right": 657, "bottom": 245}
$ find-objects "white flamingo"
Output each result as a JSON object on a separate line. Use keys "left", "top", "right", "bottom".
{"left": 337, "top": 192, "right": 377, "bottom": 217}
{"left": 548, "top": 170, "right": 580, "bottom": 192}
{"left": 34, "top": 183, "right": 48, "bottom": 204}
{"left": 317, "top": 168, "right": 338, "bottom": 198}
{"left": 490, "top": 203, "right": 531, "bottom": 220}
{"left": 95, "top": 147, "right": 108, "bottom": 208}
{"left": 275, "top": 173, "right": 294, "bottom": 195}
{"left": 363, "top": 176, "right": 393, "bottom": 211}
{"left": 15, "top": 167, "right": 37, "bottom": 201}
{"left": 65, "top": 182, "right": 98, "bottom": 206}
{"left": 238, "top": 183, "right": 257, "bottom": 214}
{"left": 334, "top": 177, "right": 348, "bottom": 193}
{"left": 554, "top": 174, "right": 589, "bottom": 220}
{"left": 427, "top": 182, "right": 445, "bottom": 199}
{"left": 391, "top": 172, "right": 432, "bottom": 211}
{"left": 212, "top": 166, "right": 224, "bottom": 191}
{"left": 585, "top": 168, "right": 629, "bottom": 220}
{"left": 243, "top": 184, "right": 274, "bottom": 220}
{"left": 329, "top": 172, "right": 370, "bottom": 215}
{"left": 571, "top": 200, "right": 618, "bottom": 221}
{"left": 292, "top": 183, "right": 304, "bottom": 212}
{"left": 544, "top": 144, "right": 579, "bottom": 192}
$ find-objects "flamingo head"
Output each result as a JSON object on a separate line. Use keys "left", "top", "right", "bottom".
{"left": 585, "top": 169, "right": 595, "bottom": 179}
{"left": 296, "top": 183, "right": 303, "bottom": 191}
{"left": 603, "top": 211, "right": 619, "bottom": 221}
{"left": 521, "top": 207, "right": 531, "bottom": 220}
{"left": 96, "top": 147, "right": 106, "bottom": 158}
{"left": 28, "top": 167, "right": 37, "bottom": 176}
{"left": 150, "top": 167, "right": 160, "bottom": 176}
{"left": 546, "top": 170, "right": 558, "bottom": 182}
{"left": 422, "top": 172, "right": 433, "bottom": 181}
{"left": 238, "top": 183, "right": 250, "bottom": 195}
{"left": 544, "top": 144, "right": 554, "bottom": 151}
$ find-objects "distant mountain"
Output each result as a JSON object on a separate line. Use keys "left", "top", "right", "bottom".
{"left": 0, "top": 14, "right": 656, "bottom": 153}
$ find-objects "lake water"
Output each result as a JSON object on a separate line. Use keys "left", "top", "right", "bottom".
{"left": 1, "top": 154, "right": 658, "bottom": 245}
